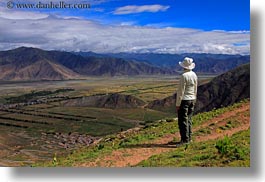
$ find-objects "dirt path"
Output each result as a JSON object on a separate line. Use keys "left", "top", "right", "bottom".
{"left": 78, "top": 103, "right": 250, "bottom": 167}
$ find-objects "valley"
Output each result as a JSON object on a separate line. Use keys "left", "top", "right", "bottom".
{"left": 0, "top": 47, "right": 250, "bottom": 167}
{"left": 0, "top": 75, "right": 214, "bottom": 166}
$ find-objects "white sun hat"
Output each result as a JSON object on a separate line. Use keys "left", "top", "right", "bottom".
{"left": 179, "top": 57, "right": 195, "bottom": 70}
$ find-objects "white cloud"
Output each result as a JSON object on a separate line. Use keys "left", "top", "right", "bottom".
{"left": 0, "top": 14, "right": 250, "bottom": 55}
{"left": 113, "top": 4, "right": 170, "bottom": 15}
{"left": 119, "top": 21, "right": 136, "bottom": 26}
{"left": 0, "top": 7, "right": 48, "bottom": 20}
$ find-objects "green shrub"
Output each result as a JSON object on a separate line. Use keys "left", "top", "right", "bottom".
{"left": 215, "top": 136, "right": 247, "bottom": 160}
{"left": 215, "top": 136, "right": 232, "bottom": 156}
{"left": 97, "top": 144, "right": 105, "bottom": 150}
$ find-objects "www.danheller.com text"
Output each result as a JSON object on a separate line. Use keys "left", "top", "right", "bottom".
{"left": 6, "top": 0, "right": 91, "bottom": 9}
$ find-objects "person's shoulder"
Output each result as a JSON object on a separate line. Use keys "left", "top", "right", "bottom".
{"left": 191, "top": 70, "right": 197, "bottom": 76}
{"left": 182, "top": 71, "right": 192, "bottom": 80}
{"left": 192, "top": 71, "right": 198, "bottom": 79}
{"left": 181, "top": 72, "right": 188, "bottom": 77}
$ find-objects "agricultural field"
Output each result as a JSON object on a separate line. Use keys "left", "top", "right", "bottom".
{"left": 0, "top": 75, "right": 213, "bottom": 166}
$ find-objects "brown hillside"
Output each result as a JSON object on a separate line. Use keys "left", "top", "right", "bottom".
{"left": 0, "top": 47, "right": 172, "bottom": 80}
{"left": 63, "top": 93, "right": 146, "bottom": 109}
{"left": 0, "top": 59, "right": 80, "bottom": 81}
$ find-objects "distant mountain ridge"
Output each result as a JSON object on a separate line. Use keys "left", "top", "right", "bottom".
{"left": 0, "top": 47, "right": 172, "bottom": 81}
{"left": 76, "top": 52, "right": 250, "bottom": 74}
{"left": 0, "top": 47, "right": 250, "bottom": 81}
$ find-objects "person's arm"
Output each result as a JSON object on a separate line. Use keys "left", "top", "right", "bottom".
{"left": 176, "top": 75, "right": 185, "bottom": 111}
{"left": 194, "top": 75, "right": 198, "bottom": 98}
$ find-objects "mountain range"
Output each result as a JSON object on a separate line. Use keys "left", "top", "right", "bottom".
{"left": 0, "top": 47, "right": 250, "bottom": 81}
{"left": 76, "top": 52, "right": 250, "bottom": 74}
{"left": 0, "top": 47, "right": 170, "bottom": 81}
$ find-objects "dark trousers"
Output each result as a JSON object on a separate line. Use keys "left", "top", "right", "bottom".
{"left": 178, "top": 100, "right": 195, "bottom": 142}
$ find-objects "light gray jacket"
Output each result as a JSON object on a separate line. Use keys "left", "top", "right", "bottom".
{"left": 176, "top": 70, "right": 198, "bottom": 106}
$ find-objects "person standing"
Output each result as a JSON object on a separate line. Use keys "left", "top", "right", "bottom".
{"left": 176, "top": 57, "right": 198, "bottom": 144}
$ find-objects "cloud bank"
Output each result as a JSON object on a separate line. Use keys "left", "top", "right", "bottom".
{"left": 114, "top": 4, "right": 170, "bottom": 15}
{"left": 0, "top": 10, "right": 250, "bottom": 55}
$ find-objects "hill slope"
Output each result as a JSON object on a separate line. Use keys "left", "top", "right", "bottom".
{"left": 35, "top": 100, "right": 250, "bottom": 167}
{"left": 195, "top": 63, "right": 250, "bottom": 113}
{"left": 0, "top": 59, "right": 80, "bottom": 80}
{"left": 63, "top": 93, "right": 146, "bottom": 109}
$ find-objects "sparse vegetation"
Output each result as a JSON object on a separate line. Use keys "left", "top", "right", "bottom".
{"left": 34, "top": 100, "right": 250, "bottom": 167}
{"left": 137, "top": 130, "right": 250, "bottom": 167}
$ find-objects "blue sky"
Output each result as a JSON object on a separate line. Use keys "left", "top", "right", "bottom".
{"left": 56, "top": 0, "right": 250, "bottom": 30}
{"left": 0, "top": 0, "right": 250, "bottom": 54}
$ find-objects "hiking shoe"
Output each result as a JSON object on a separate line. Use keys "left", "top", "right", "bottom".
{"left": 175, "top": 140, "right": 189, "bottom": 147}
{"left": 167, "top": 141, "right": 179, "bottom": 145}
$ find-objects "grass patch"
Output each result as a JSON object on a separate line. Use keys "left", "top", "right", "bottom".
{"left": 136, "top": 129, "right": 250, "bottom": 167}
{"left": 197, "top": 128, "right": 212, "bottom": 135}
